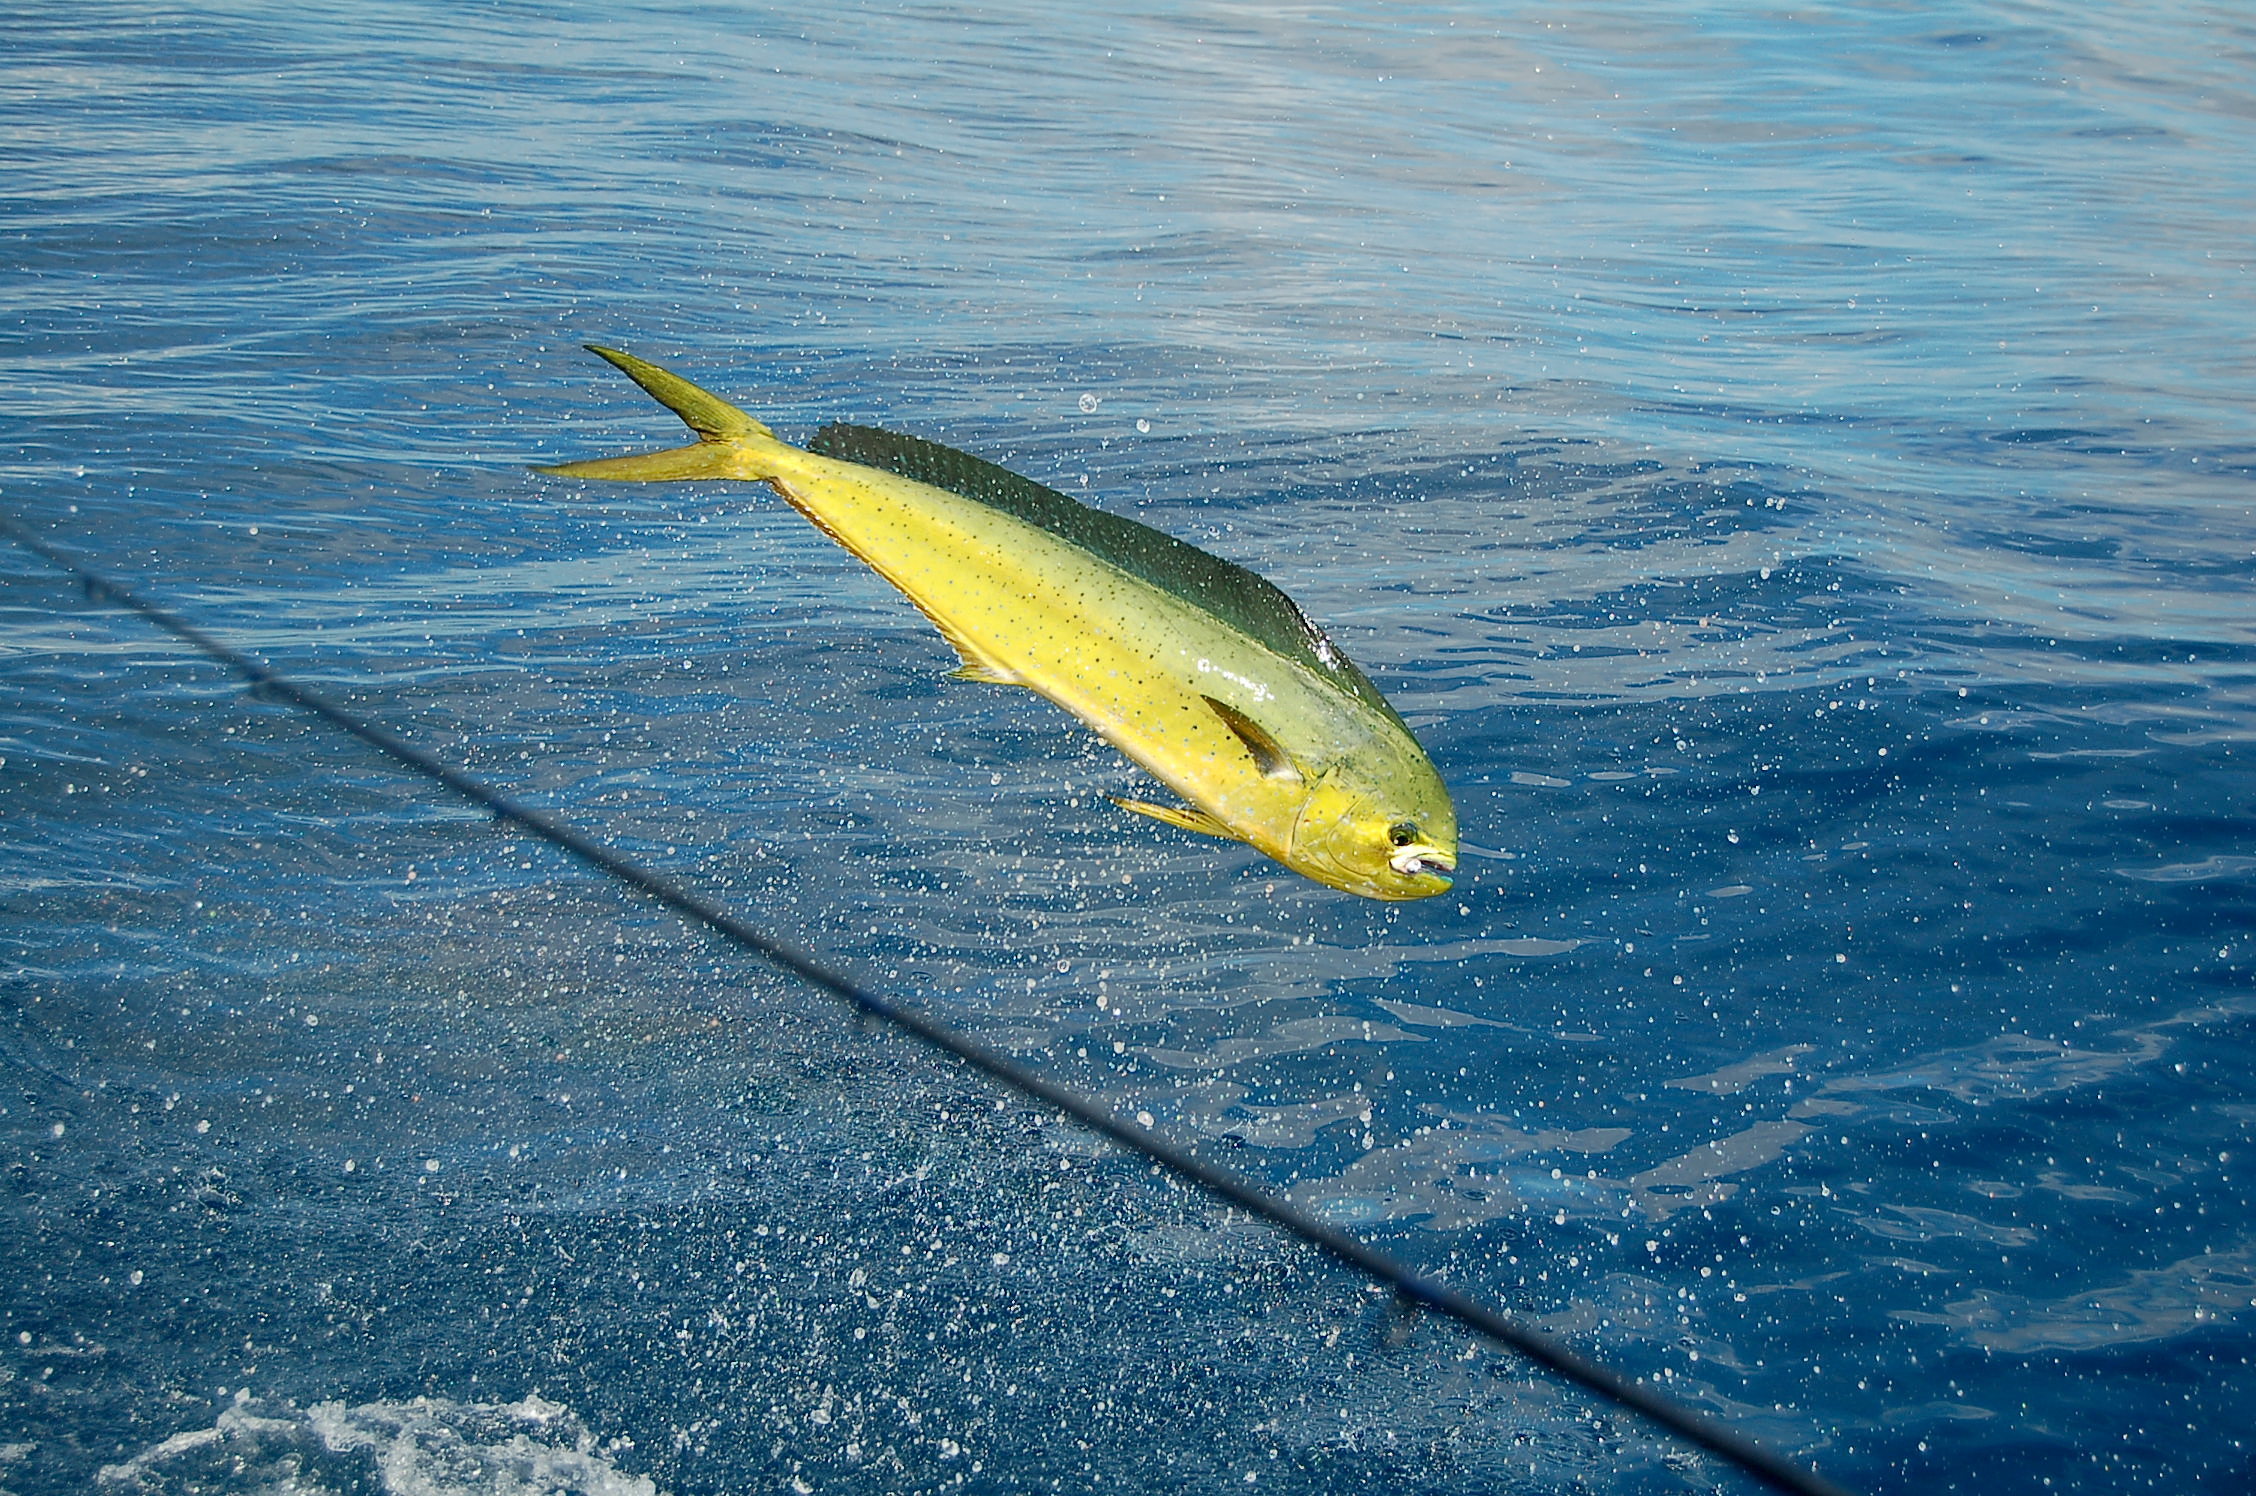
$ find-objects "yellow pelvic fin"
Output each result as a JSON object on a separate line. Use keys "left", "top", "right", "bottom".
{"left": 1110, "top": 796, "right": 1241, "bottom": 841}
{"left": 535, "top": 442, "right": 744, "bottom": 482}
{"left": 1202, "top": 695, "right": 1304, "bottom": 784}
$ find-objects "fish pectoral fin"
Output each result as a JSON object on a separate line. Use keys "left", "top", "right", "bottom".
{"left": 1201, "top": 695, "right": 1305, "bottom": 784}
{"left": 1109, "top": 796, "right": 1242, "bottom": 842}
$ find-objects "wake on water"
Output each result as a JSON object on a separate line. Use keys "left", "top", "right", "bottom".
{"left": 97, "top": 1394, "right": 656, "bottom": 1496}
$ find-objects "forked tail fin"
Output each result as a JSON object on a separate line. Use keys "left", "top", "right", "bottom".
{"left": 534, "top": 345, "right": 779, "bottom": 482}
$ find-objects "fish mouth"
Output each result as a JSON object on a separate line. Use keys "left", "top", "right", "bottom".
{"left": 1389, "top": 846, "right": 1456, "bottom": 883}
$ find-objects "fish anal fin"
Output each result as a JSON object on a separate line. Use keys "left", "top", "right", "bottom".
{"left": 913, "top": 609, "right": 1024, "bottom": 687}
{"left": 1201, "top": 695, "right": 1304, "bottom": 784}
{"left": 1110, "top": 796, "right": 1241, "bottom": 841}
{"left": 949, "top": 662, "right": 1022, "bottom": 686}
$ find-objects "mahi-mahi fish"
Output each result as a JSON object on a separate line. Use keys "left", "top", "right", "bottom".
{"left": 537, "top": 346, "right": 1456, "bottom": 901}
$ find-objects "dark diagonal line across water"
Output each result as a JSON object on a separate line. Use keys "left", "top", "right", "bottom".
{"left": 1, "top": 515, "right": 1858, "bottom": 1496}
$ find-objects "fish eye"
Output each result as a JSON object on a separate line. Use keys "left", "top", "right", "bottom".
{"left": 1388, "top": 822, "right": 1419, "bottom": 847}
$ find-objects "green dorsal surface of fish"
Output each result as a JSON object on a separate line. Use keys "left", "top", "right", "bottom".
{"left": 537, "top": 345, "right": 1456, "bottom": 900}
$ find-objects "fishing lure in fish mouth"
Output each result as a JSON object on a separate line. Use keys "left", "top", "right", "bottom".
{"left": 537, "top": 346, "right": 1457, "bottom": 901}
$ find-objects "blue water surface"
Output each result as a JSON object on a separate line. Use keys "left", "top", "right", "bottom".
{"left": 3, "top": 4, "right": 2253, "bottom": 1494}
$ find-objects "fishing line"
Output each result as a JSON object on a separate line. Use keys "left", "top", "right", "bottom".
{"left": 1, "top": 516, "right": 1856, "bottom": 1496}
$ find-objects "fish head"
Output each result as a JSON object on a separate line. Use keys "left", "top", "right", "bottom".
{"left": 1288, "top": 760, "right": 1458, "bottom": 902}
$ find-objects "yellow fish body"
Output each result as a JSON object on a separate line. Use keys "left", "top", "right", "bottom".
{"left": 539, "top": 347, "right": 1456, "bottom": 900}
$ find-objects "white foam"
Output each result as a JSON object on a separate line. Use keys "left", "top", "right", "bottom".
{"left": 96, "top": 1392, "right": 660, "bottom": 1496}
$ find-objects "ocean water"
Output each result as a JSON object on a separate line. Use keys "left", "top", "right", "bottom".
{"left": 3, "top": 3, "right": 2252, "bottom": 1493}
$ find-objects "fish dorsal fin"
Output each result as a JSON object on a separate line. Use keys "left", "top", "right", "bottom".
{"left": 806, "top": 421, "right": 1403, "bottom": 723}
{"left": 1202, "top": 695, "right": 1303, "bottom": 784}
{"left": 1109, "top": 796, "right": 1241, "bottom": 841}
